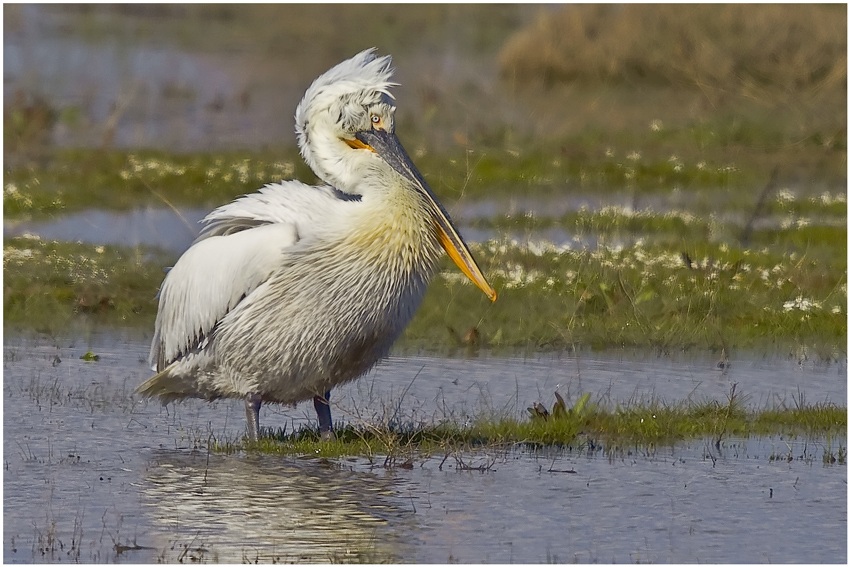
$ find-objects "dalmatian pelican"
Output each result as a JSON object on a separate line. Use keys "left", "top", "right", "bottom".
{"left": 137, "top": 49, "right": 496, "bottom": 441}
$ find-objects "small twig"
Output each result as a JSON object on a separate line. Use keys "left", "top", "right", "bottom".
{"left": 714, "top": 382, "right": 738, "bottom": 450}
{"left": 101, "top": 83, "right": 139, "bottom": 149}
{"left": 176, "top": 534, "right": 201, "bottom": 563}
{"left": 203, "top": 433, "right": 212, "bottom": 486}
{"left": 547, "top": 467, "right": 578, "bottom": 474}
{"left": 547, "top": 456, "right": 577, "bottom": 473}
{"left": 740, "top": 166, "right": 779, "bottom": 247}
{"left": 388, "top": 365, "right": 424, "bottom": 426}
{"left": 142, "top": 179, "right": 197, "bottom": 238}
{"left": 454, "top": 452, "right": 497, "bottom": 472}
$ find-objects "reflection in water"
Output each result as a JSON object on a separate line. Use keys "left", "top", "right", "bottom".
{"left": 141, "top": 451, "right": 411, "bottom": 562}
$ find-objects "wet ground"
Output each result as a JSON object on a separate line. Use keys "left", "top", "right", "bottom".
{"left": 4, "top": 334, "right": 847, "bottom": 563}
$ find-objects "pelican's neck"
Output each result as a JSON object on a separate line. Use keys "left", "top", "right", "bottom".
{"left": 345, "top": 176, "right": 443, "bottom": 279}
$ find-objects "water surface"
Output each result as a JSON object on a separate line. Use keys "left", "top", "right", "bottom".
{"left": 4, "top": 334, "right": 846, "bottom": 563}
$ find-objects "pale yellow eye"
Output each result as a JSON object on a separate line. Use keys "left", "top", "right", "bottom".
{"left": 371, "top": 115, "right": 381, "bottom": 126}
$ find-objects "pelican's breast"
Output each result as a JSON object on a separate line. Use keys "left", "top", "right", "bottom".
{"left": 213, "top": 193, "right": 442, "bottom": 402}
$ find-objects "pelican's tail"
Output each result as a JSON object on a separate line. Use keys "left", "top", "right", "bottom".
{"left": 135, "top": 366, "right": 200, "bottom": 404}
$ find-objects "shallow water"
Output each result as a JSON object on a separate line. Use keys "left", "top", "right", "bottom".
{"left": 2, "top": 205, "right": 594, "bottom": 255}
{"left": 3, "top": 334, "right": 846, "bottom": 563}
{"left": 8, "top": 196, "right": 842, "bottom": 256}
{"left": 1, "top": 203, "right": 627, "bottom": 255}
{"left": 4, "top": 207, "right": 207, "bottom": 253}
{"left": 3, "top": 204, "right": 584, "bottom": 256}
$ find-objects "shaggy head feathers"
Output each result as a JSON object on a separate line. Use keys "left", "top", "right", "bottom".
{"left": 295, "top": 50, "right": 398, "bottom": 183}
{"left": 296, "top": 48, "right": 395, "bottom": 130}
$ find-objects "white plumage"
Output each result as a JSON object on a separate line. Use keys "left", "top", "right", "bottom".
{"left": 136, "top": 49, "right": 496, "bottom": 440}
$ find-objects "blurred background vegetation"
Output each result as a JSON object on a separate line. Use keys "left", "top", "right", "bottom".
{"left": 5, "top": 4, "right": 846, "bottom": 187}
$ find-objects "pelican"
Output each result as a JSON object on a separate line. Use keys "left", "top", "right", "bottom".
{"left": 136, "top": 49, "right": 497, "bottom": 441}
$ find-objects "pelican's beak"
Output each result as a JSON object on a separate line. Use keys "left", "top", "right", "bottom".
{"left": 352, "top": 129, "right": 497, "bottom": 302}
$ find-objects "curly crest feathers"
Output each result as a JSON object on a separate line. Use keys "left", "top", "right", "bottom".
{"left": 293, "top": 49, "right": 398, "bottom": 187}
{"left": 295, "top": 48, "right": 396, "bottom": 140}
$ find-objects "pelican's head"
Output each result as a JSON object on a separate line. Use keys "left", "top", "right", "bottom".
{"left": 295, "top": 48, "right": 397, "bottom": 191}
{"left": 295, "top": 49, "right": 496, "bottom": 302}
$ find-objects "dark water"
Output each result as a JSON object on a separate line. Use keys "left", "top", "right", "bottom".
{"left": 3, "top": 334, "right": 846, "bottom": 563}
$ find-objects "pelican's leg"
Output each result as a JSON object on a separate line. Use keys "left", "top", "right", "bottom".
{"left": 245, "top": 393, "right": 262, "bottom": 442}
{"left": 313, "top": 390, "right": 335, "bottom": 440}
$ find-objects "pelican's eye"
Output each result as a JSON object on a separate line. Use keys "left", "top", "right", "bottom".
{"left": 370, "top": 114, "right": 382, "bottom": 127}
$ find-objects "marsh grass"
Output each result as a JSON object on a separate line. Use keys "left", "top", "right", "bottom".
{"left": 3, "top": 148, "right": 311, "bottom": 219}
{"left": 432, "top": 147, "right": 744, "bottom": 198}
{"left": 5, "top": 229, "right": 845, "bottom": 355}
{"left": 413, "top": 237, "right": 846, "bottom": 354}
{"left": 6, "top": 142, "right": 843, "bottom": 225}
{"left": 227, "top": 389, "right": 847, "bottom": 460}
{"left": 3, "top": 235, "right": 172, "bottom": 332}
{"left": 4, "top": 147, "right": 758, "bottom": 221}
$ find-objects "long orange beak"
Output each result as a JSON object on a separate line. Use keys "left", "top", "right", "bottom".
{"left": 351, "top": 129, "right": 497, "bottom": 302}
{"left": 431, "top": 210, "right": 497, "bottom": 302}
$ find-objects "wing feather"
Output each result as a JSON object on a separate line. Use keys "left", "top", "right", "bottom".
{"left": 149, "top": 222, "right": 298, "bottom": 370}
{"left": 149, "top": 181, "right": 354, "bottom": 371}
{"left": 196, "top": 181, "right": 354, "bottom": 241}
